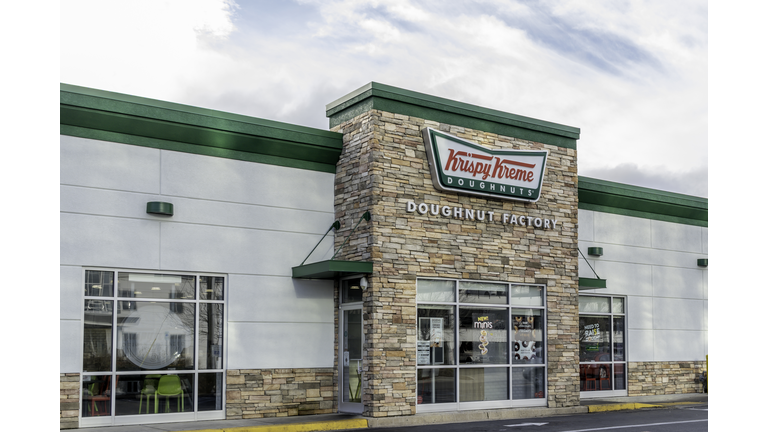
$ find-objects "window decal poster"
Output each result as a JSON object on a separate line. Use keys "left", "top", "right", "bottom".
{"left": 513, "top": 315, "right": 537, "bottom": 360}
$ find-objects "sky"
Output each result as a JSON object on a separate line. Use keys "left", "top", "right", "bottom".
{"left": 60, "top": 0, "right": 707, "bottom": 197}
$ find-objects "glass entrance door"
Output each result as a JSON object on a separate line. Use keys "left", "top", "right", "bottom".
{"left": 339, "top": 306, "right": 363, "bottom": 413}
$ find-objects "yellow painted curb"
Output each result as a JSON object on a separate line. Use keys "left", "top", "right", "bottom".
{"left": 175, "top": 419, "right": 369, "bottom": 432}
{"left": 588, "top": 403, "right": 661, "bottom": 413}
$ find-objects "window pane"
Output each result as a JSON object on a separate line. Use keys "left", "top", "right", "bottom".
{"left": 459, "top": 281, "right": 508, "bottom": 304}
{"left": 341, "top": 278, "right": 364, "bottom": 303}
{"left": 579, "top": 296, "right": 610, "bottom": 313}
{"left": 82, "top": 375, "right": 111, "bottom": 417}
{"left": 83, "top": 300, "right": 113, "bottom": 372}
{"left": 113, "top": 373, "right": 194, "bottom": 415}
{"left": 510, "top": 285, "right": 543, "bottom": 306}
{"left": 417, "top": 279, "right": 455, "bottom": 302}
{"left": 418, "top": 306, "right": 455, "bottom": 366}
{"left": 199, "top": 303, "right": 224, "bottom": 369}
{"left": 579, "top": 316, "right": 611, "bottom": 362}
{"left": 512, "top": 367, "right": 546, "bottom": 399}
{"left": 613, "top": 316, "right": 626, "bottom": 361}
{"left": 85, "top": 270, "right": 114, "bottom": 297}
{"left": 116, "top": 302, "right": 195, "bottom": 371}
{"left": 459, "top": 307, "right": 508, "bottom": 365}
{"left": 200, "top": 276, "right": 224, "bottom": 301}
{"left": 614, "top": 364, "right": 626, "bottom": 390}
{"left": 118, "top": 273, "right": 195, "bottom": 300}
{"left": 459, "top": 368, "right": 509, "bottom": 401}
{"left": 512, "top": 309, "right": 544, "bottom": 364}
{"left": 417, "top": 368, "right": 456, "bottom": 404}
{"left": 198, "top": 372, "right": 224, "bottom": 411}
{"left": 580, "top": 364, "right": 612, "bottom": 391}
{"left": 612, "top": 297, "right": 625, "bottom": 314}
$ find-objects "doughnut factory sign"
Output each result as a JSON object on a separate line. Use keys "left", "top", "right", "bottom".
{"left": 405, "top": 201, "right": 560, "bottom": 230}
{"left": 422, "top": 127, "right": 549, "bottom": 203}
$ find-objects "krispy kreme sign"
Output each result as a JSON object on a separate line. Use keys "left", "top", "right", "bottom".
{"left": 422, "top": 128, "right": 548, "bottom": 202}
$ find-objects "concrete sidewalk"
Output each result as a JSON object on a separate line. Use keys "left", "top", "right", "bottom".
{"left": 69, "top": 393, "right": 707, "bottom": 432}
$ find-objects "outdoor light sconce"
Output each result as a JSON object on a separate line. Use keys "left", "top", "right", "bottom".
{"left": 697, "top": 259, "right": 708, "bottom": 267}
{"left": 587, "top": 247, "right": 603, "bottom": 257}
{"left": 147, "top": 201, "right": 174, "bottom": 216}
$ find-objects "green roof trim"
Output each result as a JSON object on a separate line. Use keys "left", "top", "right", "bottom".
{"left": 326, "top": 82, "right": 580, "bottom": 149}
{"left": 60, "top": 83, "right": 344, "bottom": 173}
{"left": 578, "top": 176, "right": 708, "bottom": 227}
{"left": 292, "top": 260, "right": 374, "bottom": 280}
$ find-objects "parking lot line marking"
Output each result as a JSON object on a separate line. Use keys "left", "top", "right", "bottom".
{"left": 557, "top": 419, "right": 707, "bottom": 432}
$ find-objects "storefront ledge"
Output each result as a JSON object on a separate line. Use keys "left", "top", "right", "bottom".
{"left": 292, "top": 260, "right": 373, "bottom": 279}
{"left": 367, "top": 406, "right": 588, "bottom": 428}
{"left": 587, "top": 403, "right": 662, "bottom": 413}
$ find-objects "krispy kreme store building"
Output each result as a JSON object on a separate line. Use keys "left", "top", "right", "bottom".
{"left": 60, "top": 82, "right": 707, "bottom": 428}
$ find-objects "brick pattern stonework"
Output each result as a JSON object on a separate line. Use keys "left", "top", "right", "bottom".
{"left": 225, "top": 369, "right": 335, "bottom": 419}
{"left": 332, "top": 109, "right": 580, "bottom": 417}
{"left": 628, "top": 361, "right": 707, "bottom": 395}
{"left": 60, "top": 373, "right": 80, "bottom": 429}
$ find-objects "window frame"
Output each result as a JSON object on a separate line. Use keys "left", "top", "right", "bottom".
{"left": 416, "top": 277, "right": 547, "bottom": 412}
{"left": 80, "top": 268, "right": 227, "bottom": 427}
{"left": 578, "top": 294, "right": 628, "bottom": 398}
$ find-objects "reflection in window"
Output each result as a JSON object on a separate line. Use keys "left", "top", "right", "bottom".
{"left": 82, "top": 270, "right": 225, "bottom": 421}
{"left": 83, "top": 300, "right": 113, "bottom": 372}
{"left": 116, "top": 301, "right": 194, "bottom": 371}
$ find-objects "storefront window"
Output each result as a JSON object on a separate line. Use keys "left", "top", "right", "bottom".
{"left": 579, "top": 295, "right": 626, "bottom": 395}
{"left": 81, "top": 269, "right": 226, "bottom": 422}
{"left": 416, "top": 279, "right": 546, "bottom": 410}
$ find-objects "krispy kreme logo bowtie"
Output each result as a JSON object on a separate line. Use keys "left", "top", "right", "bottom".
{"left": 422, "top": 128, "right": 549, "bottom": 202}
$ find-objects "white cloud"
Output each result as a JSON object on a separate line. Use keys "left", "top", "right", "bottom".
{"left": 60, "top": 0, "right": 707, "bottom": 196}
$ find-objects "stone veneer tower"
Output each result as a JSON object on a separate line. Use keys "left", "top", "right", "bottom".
{"left": 326, "top": 83, "right": 582, "bottom": 417}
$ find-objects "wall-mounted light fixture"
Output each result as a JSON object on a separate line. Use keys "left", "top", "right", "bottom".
{"left": 697, "top": 259, "right": 708, "bottom": 267}
{"left": 588, "top": 247, "right": 603, "bottom": 257}
{"left": 147, "top": 201, "right": 174, "bottom": 216}
{"left": 359, "top": 276, "right": 369, "bottom": 290}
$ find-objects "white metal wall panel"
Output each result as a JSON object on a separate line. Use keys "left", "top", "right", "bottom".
{"left": 652, "top": 266, "right": 706, "bottom": 299}
{"left": 651, "top": 220, "right": 704, "bottom": 253}
{"left": 578, "top": 209, "right": 708, "bottom": 363}
{"left": 227, "top": 322, "right": 335, "bottom": 369}
{"left": 160, "top": 151, "right": 334, "bottom": 213}
{"left": 61, "top": 134, "right": 338, "bottom": 373}
{"left": 60, "top": 136, "right": 160, "bottom": 193}
{"left": 158, "top": 222, "right": 334, "bottom": 276}
{"left": 60, "top": 213, "right": 161, "bottom": 269}
{"left": 592, "top": 212, "right": 651, "bottom": 248}
{"left": 61, "top": 320, "right": 82, "bottom": 372}
{"left": 227, "top": 275, "right": 334, "bottom": 324}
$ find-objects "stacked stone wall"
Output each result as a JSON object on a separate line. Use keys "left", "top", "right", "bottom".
{"left": 332, "top": 109, "right": 580, "bottom": 417}
{"left": 226, "top": 368, "right": 335, "bottom": 419}
{"left": 628, "top": 361, "right": 706, "bottom": 395}
{"left": 60, "top": 373, "right": 80, "bottom": 429}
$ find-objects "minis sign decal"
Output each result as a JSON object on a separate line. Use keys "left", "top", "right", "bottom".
{"left": 422, "top": 128, "right": 548, "bottom": 202}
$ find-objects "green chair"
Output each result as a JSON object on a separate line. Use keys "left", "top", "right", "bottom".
{"left": 154, "top": 375, "right": 184, "bottom": 413}
{"left": 138, "top": 375, "right": 160, "bottom": 414}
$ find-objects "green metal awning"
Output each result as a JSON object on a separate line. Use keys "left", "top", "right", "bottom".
{"left": 579, "top": 277, "right": 607, "bottom": 290}
{"left": 291, "top": 260, "right": 373, "bottom": 280}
